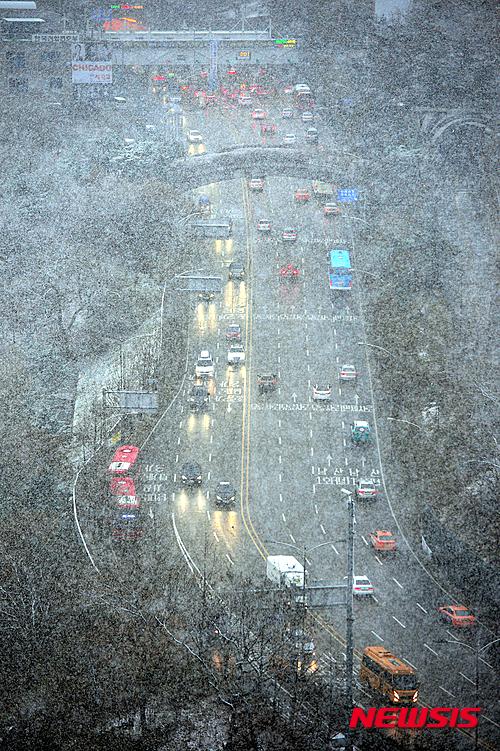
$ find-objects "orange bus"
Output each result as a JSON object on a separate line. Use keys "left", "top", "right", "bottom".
{"left": 360, "top": 646, "right": 419, "bottom": 704}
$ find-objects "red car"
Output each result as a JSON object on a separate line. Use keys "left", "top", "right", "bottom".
{"left": 108, "top": 445, "right": 140, "bottom": 475}
{"left": 438, "top": 605, "right": 476, "bottom": 627}
{"left": 260, "top": 122, "right": 277, "bottom": 135}
{"left": 283, "top": 84, "right": 294, "bottom": 94}
{"left": 370, "top": 530, "right": 397, "bottom": 553}
{"left": 279, "top": 263, "right": 300, "bottom": 279}
{"left": 324, "top": 203, "right": 342, "bottom": 216}
{"left": 282, "top": 227, "right": 297, "bottom": 241}
{"left": 252, "top": 109, "right": 267, "bottom": 120}
{"left": 226, "top": 323, "right": 242, "bottom": 341}
{"left": 257, "top": 219, "right": 271, "bottom": 232}
{"left": 295, "top": 188, "right": 310, "bottom": 202}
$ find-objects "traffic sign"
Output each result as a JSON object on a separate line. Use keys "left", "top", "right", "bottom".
{"left": 337, "top": 188, "right": 359, "bottom": 202}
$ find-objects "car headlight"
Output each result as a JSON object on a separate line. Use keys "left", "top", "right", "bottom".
{"left": 197, "top": 475, "right": 202, "bottom": 480}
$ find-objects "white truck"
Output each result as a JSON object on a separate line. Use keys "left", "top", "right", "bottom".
{"left": 266, "top": 555, "right": 305, "bottom": 592}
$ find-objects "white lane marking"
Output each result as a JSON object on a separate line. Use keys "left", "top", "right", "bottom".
{"left": 282, "top": 513, "right": 286, "bottom": 522}
{"left": 278, "top": 419, "right": 281, "bottom": 427}
{"left": 392, "top": 615, "right": 406, "bottom": 629}
{"left": 424, "top": 643, "right": 439, "bottom": 657}
{"left": 483, "top": 715, "right": 500, "bottom": 728}
{"left": 479, "top": 657, "right": 494, "bottom": 668}
{"left": 179, "top": 420, "right": 182, "bottom": 428}
{"left": 311, "top": 466, "right": 315, "bottom": 474}
{"left": 315, "top": 504, "right": 318, "bottom": 514}
{"left": 446, "top": 629, "right": 459, "bottom": 641}
{"left": 324, "top": 653, "right": 337, "bottom": 663}
{"left": 372, "top": 595, "right": 379, "bottom": 604}
{"left": 290, "top": 533, "right": 296, "bottom": 543}
{"left": 279, "top": 473, "right": 282, "bottom": 482}
{"left": 173, "top": 473, "right": 177, "bottom": 483}
{"left": 361, "top": 535, "right": 368, "bottom": 546}
{"left": 175, "top": 454, "right": 179, "bottom": 462}
{"left": 177, "top": 436, "right": 181, "bottom": 444}
{"left": 306, "top": 349, "right": 310, "bottom": 357}
{"left": 277, "top": 341, "right": 281, "bottom": 349}
{"left": 439, "top": 686, "right": 456, "bottom": 698}
{"left": 320, "top": 524, "right": 326, "bottom": 535}
{"left": 309, "top": 429, "right": 313, "bottom": 438}
{"left": 404, "top": 658, "right": 417, "bottom": 670}
{"left": 278, "top": 435, "right": 282, "bottom": 445}
{"left": 416, "top": 602, "right": 428, "bottom": 614}
{"left": 208, "top": 452, "right": 212, "bottom": 462}
{"left": 305, "top": 334, "right": 309, "bottom": 342}
{"left": 172, "top": 491, "right": 175, "bottom": 502}
{"left": 371, "top": 630, "right": 384, "bottom": 641}
{"left": 344, "top": 456, "right": 348, "bottom": 465}
{"left": 210, "top": 434, "right": 213, "bottom": 443}
{"left": 225, "top": 553, "right": 234, "bottom": 565}
{"left": 206, "top": 509, "right": 211, "bottom": 520}
{"left": 213, "top": 531, "right": 219, "bottom": 542}
{"left": 459, "top": 672, "right": 475, "bottom": 686}
{"left": 278, "top": 355, "right": 281, "bottom": 364}
{"left": 333, "top": 328, "right": 337, "bottom": 336}
{"left": 305, "top": 557, "right": 311, "bottom": 566}
{"left": 278, "top": 455, "right": 282, "bottom": 464}
{"left": 375, "top": 555, "right": 383, "bottom": 565}
{"left": 180, "top": 406, "right": 184, "bottom": 414}
{"left": 310, "top": 447, "right": 314, "bottom": 457}
{"left": 343, "top": 438, "right": 347, "bottom": 447}
{"left": 392, "top": 577, "right": 403, "bottom": 589}
{"left": 279, "top": 493, "right": 283, "bottom": 502}
{"left": 341, "top": 421, "right": 345, "bottom": 429}
{"left": 207, "top": 470, "right": 211, "bottom": 480}
{"left": 331, "top": 545, "right": 339, "bottom": 555}
{"left": 307, "top": 363, "right": 311, "bottom": 371}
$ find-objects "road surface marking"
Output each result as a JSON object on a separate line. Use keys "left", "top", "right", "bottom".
{"left": 416, "top": 602, "right": 427, "bottom": 614}
{"left": 175, "top": 454, "right": 179, "bottom": 463}
{"left": 278, "top": 419, "right": 281, "bottom": 427}
{"left": 372, "top": 595, "right": 379, "bottom": 604}
{"left": 446, "top": 630, "right": 459, "bottom": 641}
{"left": 459, "top": 672, "right": 474, "bottom": 685}
{"left": 206, "top": 509, "right": 211, "bottom": 520}
{"left": 392, "top": 615, "right": 406, "bottom": 628}
{"left": 439, "top": 686, "right": 455, "bottom": 698}
{"left": 315, "top": 503, "right": 318, "bottom": 514}
{"left": 207, "top": 471, "right": 211, "bottom": 480}
{"left": 424, "top": 643, "right": 439, "bottom": 657}
{"left": 311, "top": 466, "right": 314, "bottom": 474}
{"left": 392, "top": 577, "right": 403, "bottom": 589}
{"left": 371, "top": 631, "right": 383, "bottom": 641}
{"left": 210, "top": 434, "right": 213, "bottom": 443}
{"left": 290, "top": 534, "right": 296, "bottom": 543}
{"left": 279, "top": 473, "right": 282, "bottom": 482}
{"left": 309, "top": 429, "right": 313, "bottom": 438}
{"left": 320, "top": 524, "right": 327, "bottom": 535}
{"left": 483, "top": 715, "right": 500, "bottom": 728}
{"left": 277, "top": 341, "right": 280, "bottom": 349}
{"left": 282, "top": 513, "right": 286, "bottom": 522}
{"left": 344, "top": 456, "right": 349, "bottom": 465}
{"left": 225, "top": 554, "right": 234, "bottom": 565}
{"left": 479, "top": 657, "right": 494, "bottom": 668}
{"left": 361, "top": 535, "right": 368, "bottom": 546}
{"left": 279, "top": 493, "right": 283, "bottom": 502}
{"left": 278, "top": 435, "right": 282, "bottom": 445}
{"left": 310, "top": 447, "right": 314, "bottom": 457}
{"left": 404, "top": 658, "right": 417, "bottom": 670}
{"left": 173, "top": 473, "right": 177, "bottom": 483}
{"left": 179, "top": 420, "right": 182, "bottom": 428}
{"left": 177, "top": 436, "right": 181, "bottom": 444}
{"left": 375, "top": 555, "right": 383, "bottom": 565}
{"left": 278, "top": 355, "right": 281, "bottom": 364}
{"left": 171, "top": 492, "right": 175, "bottom": 502}
{"left": 313, "top": 484, "right": 316, "bottom": 495}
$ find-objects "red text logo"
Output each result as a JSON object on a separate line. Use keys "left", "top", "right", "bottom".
{"left": 349, "top": 707, "right": 481, "bottom": 730}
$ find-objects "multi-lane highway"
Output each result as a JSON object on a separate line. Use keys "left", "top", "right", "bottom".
{"left": 136, "top": 89, "right": 499, "bottom": 749}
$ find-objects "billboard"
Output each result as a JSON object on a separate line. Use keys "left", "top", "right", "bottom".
{"left": 72, "top": 61, "right": 113, "bottom": 84}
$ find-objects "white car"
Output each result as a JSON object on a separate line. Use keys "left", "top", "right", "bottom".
{"left": 282, "top": 108, "right": 293, "bottom": 119}
{"left": 283, "top": 133, "right": 296, "bottom": 146}
{"left": 313, "top": 384, "right": 332, "bottom": 401}
{"left": 294, "top": 83, "right": 311, "bottom": 93}
{"left": 339, "top": 364, "right": 358, "bottom": 381}
{"left": 239, "top": 95, "right": 253, "bottom": 106}
{"left": 355, "top": 479, "right": 378, "bottom": 499}
{"left": 187, "top": 129, "right": 203, "bottom": 143}
{"left": 353, "top": 575, "right": 374, "bottom": 596}
{"left": 301, "top": 111, "right": 314, "bottom": 123}
{"left": 227, "top": 344, "right": 245, "bottom": 365}
{"left": 195, "top": 350, "right": 214, "bottom": 379}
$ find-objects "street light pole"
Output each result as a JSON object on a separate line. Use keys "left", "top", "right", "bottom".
{"left": 342, "top": 488, "right": 355, "bottom": 749}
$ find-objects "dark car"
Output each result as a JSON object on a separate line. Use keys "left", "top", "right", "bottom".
{"left": 229, "top": 261, "right": 245, "bottom": 280}
{"left": 112, "top": 511, "right": 143, "bottom": 542}
{"left": 215, "top": 481, "right": 236, "bottom": 507}
{"left": 189, "top": 384, "right": 209, "bottom": 411}
{"left": 180, "top": 461, "right": 202, "bottom": 486}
